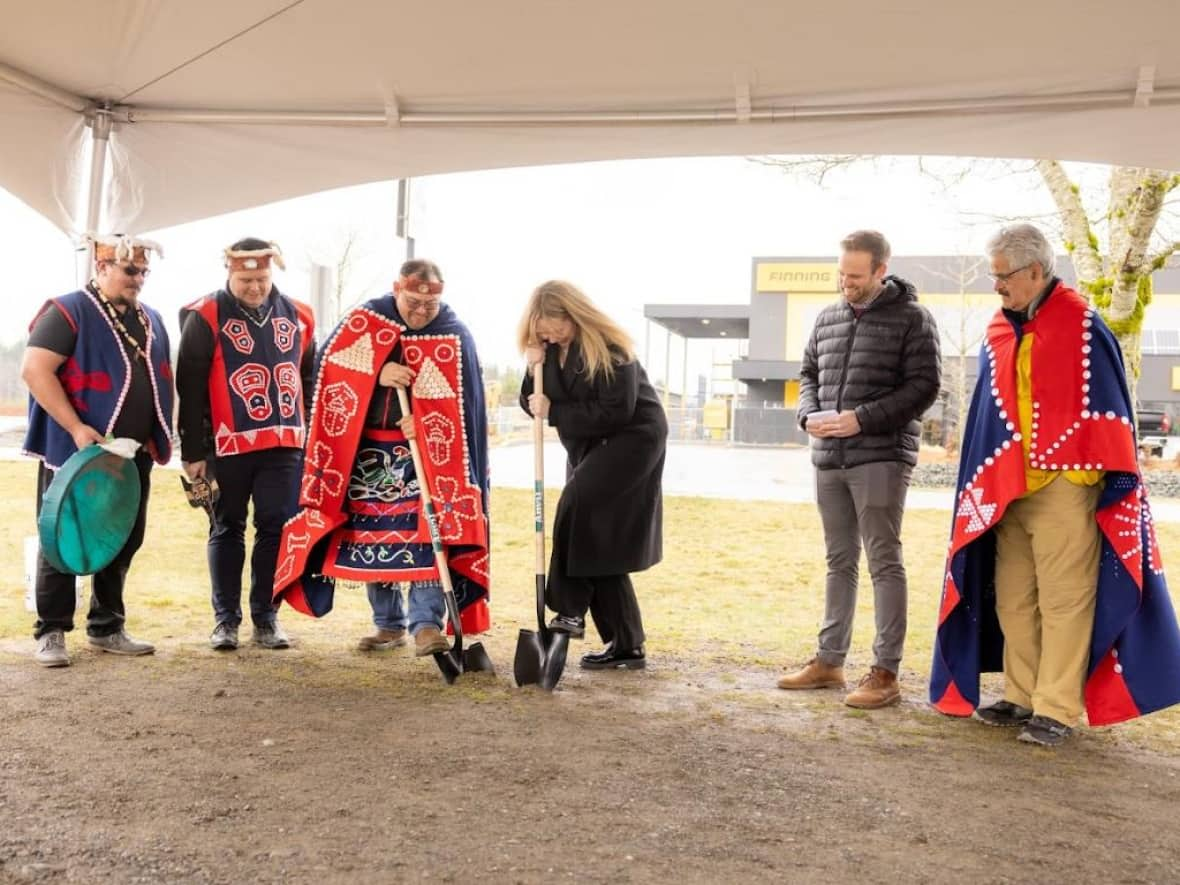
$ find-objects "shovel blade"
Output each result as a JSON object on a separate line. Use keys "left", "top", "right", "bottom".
{"left": 514, "top": 628, "right": 546, "bottom": 686}
{"left": 539, "top": 632, "right": 570, "bottom": 692}
{"left": 433, "top": 649, "right": 463, "bottom": 684}
{"left": 463, "top": 642, "right": 495, "bottom": 675}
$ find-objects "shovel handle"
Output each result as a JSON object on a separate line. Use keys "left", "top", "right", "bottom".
{"left": 532, "top": 363, "right": 549, "bottom": 633}
{"left": 396, "top": 387, "right": 463, "bottom": 650}
{"left": 533, "top": 362, "right": 545, "bottom": 574}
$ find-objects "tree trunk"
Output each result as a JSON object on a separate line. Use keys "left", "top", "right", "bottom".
{"left": 1036, "top": 161, "right": 1175, "bottom": 408}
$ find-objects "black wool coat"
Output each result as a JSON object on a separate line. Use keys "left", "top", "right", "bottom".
{"left": 521, "top": 342, "right": 668, "bottom": 577}
{"left": 797, "top": 275, "right": 942, "bottom": 469}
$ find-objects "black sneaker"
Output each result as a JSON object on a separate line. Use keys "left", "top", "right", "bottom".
{"left": 974, "top": 699, "right": 1033, "bottom": 727}
{"left": 252, "top": 621, "right": 290, "bottom": 650}
{"left": 210, "top": 622, "right": 239, "bottom": 651}
{"left": 1018, "top": 715, "right": 1072, "bottom": 747}
{"left": 581, "top": 644, "right": 645, "bottom": 670}
{"left": 547, "top": 614, "right": 585, "bottom": 638}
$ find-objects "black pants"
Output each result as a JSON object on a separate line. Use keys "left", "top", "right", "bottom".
{"left": 33, "top": 452, "right": 152, "bottom": 639}
{"left": 546, "top": 534, "right": 646, "bottom": 651}
{"left": 207, "top": 448, "right": 301, "bottom": 628}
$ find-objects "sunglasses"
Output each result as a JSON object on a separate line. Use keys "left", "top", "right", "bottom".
{"left": 102, "top": 261, "right": 150, "bottom": 278}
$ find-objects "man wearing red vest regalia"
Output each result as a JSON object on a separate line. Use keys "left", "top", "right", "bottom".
{"left": 931, "top": 223, "right": 1180, "bottom": 746}
{"left": 273, "top": 259, "right": 491, "bottom": 659}
{"left": 177, "top": 239, "right": 316, "bottom": 651}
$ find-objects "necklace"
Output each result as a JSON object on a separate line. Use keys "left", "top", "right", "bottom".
{"left": 91, "top": 284, "right": 149, "bottom": 364}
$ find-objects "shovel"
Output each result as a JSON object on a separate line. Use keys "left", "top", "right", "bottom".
{"left": 396, "top": 388, "right": 495, "bottom": 683}
{"left": 513, "top": 363, "right": 570, "bottom": 690}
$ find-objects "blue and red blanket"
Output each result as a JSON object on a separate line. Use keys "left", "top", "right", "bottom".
{"left": 930, "top": 283, "right": 1180, "bottom": 725}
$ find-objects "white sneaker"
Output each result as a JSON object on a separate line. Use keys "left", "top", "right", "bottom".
{"left": 35, "top": 630, "right": 69, "bottom": 667}
{"left": 88, "top": 631, "right": 155, "bottom": 656}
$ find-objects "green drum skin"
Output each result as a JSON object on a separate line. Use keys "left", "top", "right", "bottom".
{"left": 37, "top": 446, "right": 142, "bottom": 576}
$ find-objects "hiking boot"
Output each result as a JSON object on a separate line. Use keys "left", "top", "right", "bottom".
{"left": 358, "top": 628, "right": 407, "bottom": 651}
{"left": 252, "top": 621, "right": 290, "bottom": 650}
{"left": 35, "top": 630, "right": 69, "bottom": 667}
{"left": 1018, "top": 715, "right": 1073, "bottom": 747}
{"left": 844, "top": 666, "right": 900, "bottom": 709}
{"left": 776, "top": 657, "right": 846, "bottom": 690}
{"left": 88, "top": 631, "right": 155, "bottom": 656}
{"left": 974, "top": 699, "right": 1033, "bottom": 727}
{"left": 414, "top": 626, "right": 450, "bottom": 657}
{"left": 581, "top": 644, "right": 646, "bottom": 670}
{"left": 209, "top": 622, "right": 239, "bottom": 651}
{"left": 547, "top": 614, "right": 586, "bottom": 639}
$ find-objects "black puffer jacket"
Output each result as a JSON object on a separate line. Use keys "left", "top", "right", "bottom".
{"left": 797, "top": 276, "right": 941, "bottom": 469}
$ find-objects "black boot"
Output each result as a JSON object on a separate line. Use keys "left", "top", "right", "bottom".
{"left": 547, "top": 614, "right": 585, "bottom": 638}
{"left": 581, "top": 643, "right": 645, "bottom": 670}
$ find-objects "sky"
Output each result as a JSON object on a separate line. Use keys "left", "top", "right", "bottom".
{"left": 0, "top": 153, "right": 1072, "bottom": 392}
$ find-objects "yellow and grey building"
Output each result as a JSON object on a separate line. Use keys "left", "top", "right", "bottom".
{"left": 645, "top": 256, "right": 1180, "bottom": 444}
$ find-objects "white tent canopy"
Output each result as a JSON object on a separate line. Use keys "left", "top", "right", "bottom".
{"left": 2, "top": 0, "right": 1179, "bottom": 235}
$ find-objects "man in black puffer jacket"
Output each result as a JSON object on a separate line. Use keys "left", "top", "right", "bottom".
{"left": 778, "top": 230, "right": 941, "bottom": 709}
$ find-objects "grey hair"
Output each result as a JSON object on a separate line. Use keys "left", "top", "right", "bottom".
{"left": 985, "top": 223, "right": 1055, "bottom": 278}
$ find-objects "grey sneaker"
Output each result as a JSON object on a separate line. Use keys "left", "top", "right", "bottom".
{"left": 252, "top": 621, "right": 290, "bottom": 649}
{"left": 88, "top": 631, "right": 155, "bottom": 656}
{"left": 35, "top": 630, "right": 69, "bottom": 667}
{"left": 210, "top": 622, "right": 239, "bottom": 651}
{"left": 1018, "top": 715, "right": 1073, "bottom": 747}
{"left": 974, "top": 699, "right": 1034, "bottom": 727}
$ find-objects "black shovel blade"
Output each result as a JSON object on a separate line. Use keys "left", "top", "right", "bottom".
{"left": 539, "top": 632, "right": 570, "bottom": 692}
{"left": 514, "top": 628, "right": 546, "bottom": 686}
{"left": 463, "top": 642, "right": 495, "bottom": 675}
{"left": 433, "top": 649, "right": 463, "bottom": 684}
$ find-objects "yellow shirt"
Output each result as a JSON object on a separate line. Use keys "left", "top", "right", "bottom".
{"left": 1017, "top": 331, "right": 1103, "bottom": 495}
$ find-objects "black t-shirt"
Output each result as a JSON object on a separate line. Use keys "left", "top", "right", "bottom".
{"left": 28, "top": 298, "right": 156, "bottom": 443}
{"left": 365, "top": 343, "right": 409, "bottom": 429}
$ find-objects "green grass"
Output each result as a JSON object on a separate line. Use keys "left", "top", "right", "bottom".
{"left": 4, "top": 459, "right": 1180, "bottom": 750}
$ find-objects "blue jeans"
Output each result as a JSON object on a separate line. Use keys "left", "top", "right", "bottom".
{"left": 366, "top": 581, "right": 445, "bottom": 634}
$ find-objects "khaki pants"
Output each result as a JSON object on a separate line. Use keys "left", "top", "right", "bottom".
{"left": 993, "top": 476, "right": 1101, "bottom": 726}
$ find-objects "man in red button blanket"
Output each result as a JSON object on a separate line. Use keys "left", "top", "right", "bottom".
{"left": 931, "top": 223, "right": 1180, "bottom": 746}
{"left": 274, "top": 259, "right": 490, "bottom": 658}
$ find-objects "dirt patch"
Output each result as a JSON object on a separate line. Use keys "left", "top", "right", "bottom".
{"left": 2, "top": 637, "right": 1179, "bottom": 884}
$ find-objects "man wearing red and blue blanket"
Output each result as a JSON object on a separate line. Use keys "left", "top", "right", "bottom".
{"left": 931, "top": 223, "right": 1180, "bottom": 746}
{"left": 273, "top": 259, "right": 490, "bottom": 657}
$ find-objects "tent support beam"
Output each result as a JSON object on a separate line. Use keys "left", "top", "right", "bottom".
{"left": 118, "top": 84, "right": 1180, "bottom": 127}
{"left": 0, "top": 60, "right": 89, "bottom": 112}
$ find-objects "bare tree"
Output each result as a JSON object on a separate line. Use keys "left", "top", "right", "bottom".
{"left": 756, "top": 155, "right": 1180, "bottom": 402}
{"left": 307, "top": 226, "right": 385, "bottom": 328}
{"left": 919, "top": 256, "right": 990, "bottom": 454}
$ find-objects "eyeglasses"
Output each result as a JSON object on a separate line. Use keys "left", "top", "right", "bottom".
{"left": 988, "top": 264, "right": 1030, "bottom": 284}
{"left": 400, "top": 294, "right": 440, "bottom": 312}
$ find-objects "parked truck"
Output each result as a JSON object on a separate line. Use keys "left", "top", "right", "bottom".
{"left": 1138, "top": 403, "right": 1173, "bottom": 458}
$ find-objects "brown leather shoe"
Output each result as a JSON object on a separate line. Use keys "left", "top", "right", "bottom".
{"left": 844, "top": 666, "right": 901, "bottom": 709}
{"left": 358, "top": 628, "right": 407, "bottom": 651}
{"left": 776, "top": 657, "right": 846, "bottom": 690}
{"left": 414, "top": 626, "right": 450, "bottom": 657}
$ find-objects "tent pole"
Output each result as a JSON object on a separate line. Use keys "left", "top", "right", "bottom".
{"left": 84, "top": 112, "right": 112, "bottom": 235}
{"left": 396, "top": 178, "right": 415, "bottom": 261}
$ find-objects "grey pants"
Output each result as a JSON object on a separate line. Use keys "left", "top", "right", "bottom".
{"left": 814, "top": 460, "right": 912, "bottom": 673}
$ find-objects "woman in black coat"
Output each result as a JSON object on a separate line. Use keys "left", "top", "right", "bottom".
{"left": 518, "top": 280, "right": 667, "bottom": 670}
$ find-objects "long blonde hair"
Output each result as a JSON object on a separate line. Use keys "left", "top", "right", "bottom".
{"left": 517, "top": 280, "right": 635, "bottom": 383}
